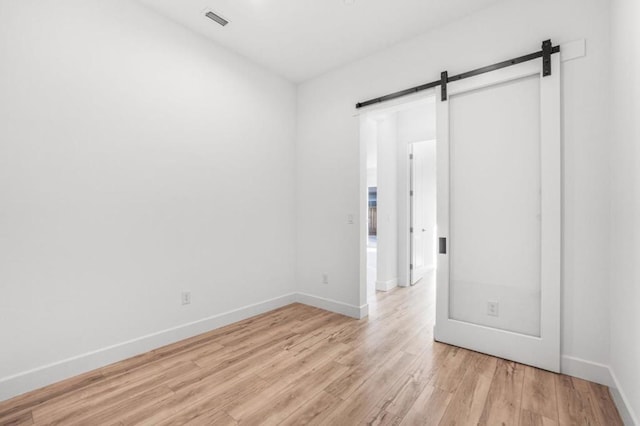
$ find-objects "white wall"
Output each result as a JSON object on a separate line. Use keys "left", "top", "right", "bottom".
{"left": 609, "top": 0, "right": 640, "bottom": 422}
{"left": 366, "top": 118, "right": 378, "bottom": 188}
{"left": 397, "top": 105, "right": 437, "bottom": 144}
{"left": 0, "top": 0, "right": 296, "bottom": 399}
{"left": 296, "top": 0, "right": 612, "bottom": 377}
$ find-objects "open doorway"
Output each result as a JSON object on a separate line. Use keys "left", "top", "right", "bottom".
{"left": 361, "top": 95, "right": 437, "bottom": 303}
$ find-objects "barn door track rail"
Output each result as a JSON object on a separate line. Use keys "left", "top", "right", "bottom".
{"left": 355, "top": 39, "right": 559, "bottom": 109}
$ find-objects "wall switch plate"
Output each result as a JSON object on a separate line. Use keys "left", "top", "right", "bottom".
{"left": 487, "top": 301, "right": 499, "bottom": 317}
{"left": 322, "top": 273, "right": 329, "bottom": 284}
{"left": 347, "top": 214, "right": 354, "bottom": 224}
{"left": 182, "top": 291, "right": 191, "bottom": 305}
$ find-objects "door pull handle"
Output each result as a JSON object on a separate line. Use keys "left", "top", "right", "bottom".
{"left": 439, "top": 237, "right": 447, "bottom": 254}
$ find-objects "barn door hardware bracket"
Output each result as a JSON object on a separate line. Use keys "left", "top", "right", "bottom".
{"left": 440, "top": 71, "right": 448, "bottom": 101}
{"left": 542, "top": 39, "right": 553, "bottom": 76}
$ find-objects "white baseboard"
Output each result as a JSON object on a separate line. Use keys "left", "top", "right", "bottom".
{"left": 562, "top": 355, "right": 638, "bottom": 425}
{"left": 376, "top": 278, "right": 398, "bottom": 292}
{"left": 0, "top": 291, "right": 369, "bottom": 403}
{"left": 561, "top": 355, "right": 613, "bottom": 386}
{"left": 296, "top": 292, "right": 368, "bottom": 319}
{"left": 0, "top": 293, "right": 298, "bottom": 403}
{"left": 609, "top": 369, "right": 639, "bottom": 426}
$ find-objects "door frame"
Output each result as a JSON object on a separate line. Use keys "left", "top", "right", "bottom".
{"left": 358, "top": 94, "right": 437, "bottom": 304}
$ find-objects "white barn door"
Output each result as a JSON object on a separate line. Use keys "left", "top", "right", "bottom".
{"left": 434, "top": 55, "right": 561, "bottom": 372}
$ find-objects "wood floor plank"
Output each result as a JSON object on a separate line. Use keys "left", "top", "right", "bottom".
{"left": 31, "top": 359, "right": 198, "bottom": 422}
{"left": 521, "top": 365, "right": 559, "bottom": 422}
{"left": 165, "top": 332, "right": 297, "bottom": 392}
{"left": 380, "top": 344, "right": 451, "bottom": 418}
{"left": 478, "top": 359, "right": 525, "bottom": 426}
{"left": 290, "top": 311, "right": 345, "bottom": 336}
{"left": 320, "top": 350, "right": 417, "bottom": 425}
{"left": 286, "top": 315, "right": 354, "bottom": 354}
{"left": 156, "top": 408, "right": 236, "bottom": 426}
{"left": 361, "top": 409, "right": 402, "bottom": 426}
{"left": 0, "top": 281, "right": 623, "bottom": 426}
{"left": 0, "top": 410, "right": 34, "bottom": 426}
{"left": 0, "top": 371, "right": 105, "bottom": 421}
{"left": 324, "top": 342, "right": 410, "bottom": 402}
{"left": 149, "top": 374, "right": 268, "bottom": 426}
{"left": 465, "top": 351, "right": 498, "bottom": 380}
{"left": 67, "top": 384, "right": 174, "bottom": 426}
{"left": 438, "top": 356, "right": 493, "bottom": 426}
{"left": 588, "top": 381, "right": 624, "bottom": 426}
{"left": 256, "top": 339, "right": 349, "bottom": 384}
{"left": 236, "top": 361, "right": 348, "bottom": 425}
{"left": 32, "top": 361, "right": 197, "bottom": 425}
{"left": 556, "top": 375, "right": 600, "bottom": 426}
{"left": 520, "top": 408, "right": 558, "bottom": 426}
{"left": 400, "top": 326, "right": 433, "bottom": 356}
{"left": 279, "top": 390, "right": 342, "bottom": 426}
{"left": 399, "top": 385, "right": 452, "bottom": 426}
{"left": 222, "top": 340, "right": 348, "bottom": 419}
{"left": 429, "top": 346, "right": 471, "bottom": 393}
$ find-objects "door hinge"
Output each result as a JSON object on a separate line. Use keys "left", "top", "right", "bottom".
{"left": 410, "top": 264, "right": 413, "bottom": 270}
{"left": 409, "top": 154, "right": 414, "bottom": 160}
{"left": 410, "top": 190, "right": 414, "bottom": 196}
{"left": 410, "top": 227, "right": 413, "bottom": 233}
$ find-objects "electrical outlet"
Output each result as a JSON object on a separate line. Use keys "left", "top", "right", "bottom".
{"left": 182, "top": 291, "right": 191, "bottom": 305}
{"left": 322, "top": 273, "right": 329, "bottom": 284}
{"left": 487, "top": 301, "right": 499, "bottom": 317}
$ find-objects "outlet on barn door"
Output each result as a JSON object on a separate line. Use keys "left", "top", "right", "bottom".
{"left": 182, "top": 291, "right": 191, "bottom": 305}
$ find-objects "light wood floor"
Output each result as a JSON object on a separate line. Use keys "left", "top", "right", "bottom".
{"left": 0, "top": 280, "right": 622, "bottom": 426}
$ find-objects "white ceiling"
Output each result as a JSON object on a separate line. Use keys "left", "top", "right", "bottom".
{"left": 137, "top": 0, "right": 505, "bottom": 82}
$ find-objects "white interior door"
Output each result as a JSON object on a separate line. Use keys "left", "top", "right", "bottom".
{"left": 434, "top": 56, "right": 561, "bottom": 372}
{"left": 411, "top": 141, "right": 436, "bottom": 285}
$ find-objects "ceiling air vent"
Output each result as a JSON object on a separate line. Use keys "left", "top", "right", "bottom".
{"left": 205, "top": 11, "right": 229, "bottom": 26}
